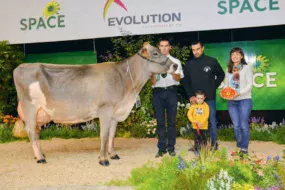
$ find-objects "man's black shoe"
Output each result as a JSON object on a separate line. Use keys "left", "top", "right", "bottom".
{"left": 168, "top": 151, "right": 176, "bottom": 157}
{"left": 155, "top": 151, "right": 166, "bottom": 158}
{"left": 188, "top": 147, "right": 195, "bottom": 152}
{"left": 239, "top": 150, "right": 248, "bottom": 158}
{"left": 210, "top": 142, "right": 219, "bottom": 151}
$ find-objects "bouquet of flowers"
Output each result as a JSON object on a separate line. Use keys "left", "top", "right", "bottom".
{"left": 220, "top": 87, "right": 237, "bottom": 100}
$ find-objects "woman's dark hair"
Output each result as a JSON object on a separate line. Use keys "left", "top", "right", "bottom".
{"left": 228, "top": 47, "right": 247, "bottom": 73}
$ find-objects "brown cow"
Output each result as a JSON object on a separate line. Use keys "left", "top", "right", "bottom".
{"left": 13, "top": 42, "right": 177, "bottom": 166}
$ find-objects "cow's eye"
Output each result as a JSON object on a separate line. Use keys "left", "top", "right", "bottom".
{"left": 153, "top": 52, "right": 158, "bottom": 56}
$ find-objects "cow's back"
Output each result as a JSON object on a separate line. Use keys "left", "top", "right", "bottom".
{"left": 13, "top": 63, "right": 128, "bottom": 124}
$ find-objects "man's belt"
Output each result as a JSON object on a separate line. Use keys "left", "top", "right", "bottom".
{"left": 153, "top": 85, "right": 178, "bottom": 92}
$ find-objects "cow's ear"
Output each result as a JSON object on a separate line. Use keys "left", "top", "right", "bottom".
{"left": 142, "top": 48, "right": 150, "bottom": 59}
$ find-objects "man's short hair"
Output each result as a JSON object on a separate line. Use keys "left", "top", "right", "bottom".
{"left": 191, "top": 41, "right": 204, "bottom": 47}
{"left": 159, "top": 37, "right": 172, "bottom": 45}
{"left": 195, "top": 89, "right": 206, "bottom": 97}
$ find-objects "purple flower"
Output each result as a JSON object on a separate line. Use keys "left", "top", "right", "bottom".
{"left": 178, "top": 164, "right": 185, "bottom": 170}
{"left": 256, "top": 117, "right": 261, "bottom": 123}
{"left": 178, "top": 156, "right": 185, "bottom": 170}
{"left": 274, "top": 173, "right": 279, "bottom": 179}
{"left": 267, "top": 156, "right": 272, "bottom": 161}
{"left": 261, "top": 117, "right": 265, "bottom": 125}
{"left": 251, "top": 117, "right": 257, "bottom": 123}
{"left": 275, "top": 155, "right": 280, "bottom": 161}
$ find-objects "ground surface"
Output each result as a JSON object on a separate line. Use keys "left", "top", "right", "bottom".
{"left": 1, "top": 138, "right": 284, "bottom": 189}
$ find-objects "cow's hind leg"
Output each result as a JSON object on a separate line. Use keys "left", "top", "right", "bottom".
{"left": 24, "top": 106, "right": 46, "bottom": 163}
{"left": 33, "top": 125, "right": 45, "bottom": 159}
{"left": 98, "top": 108, "right": 113, "bottom": 166}
{"left": 108, "top": 119, "right": 120, "bottom": 160}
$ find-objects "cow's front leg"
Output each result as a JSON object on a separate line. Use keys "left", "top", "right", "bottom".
{"left": 108, "top": 119, "right": 120, "bottom": 160}
{"left": 99, "top": 113, "right": 111, "bottom": 166}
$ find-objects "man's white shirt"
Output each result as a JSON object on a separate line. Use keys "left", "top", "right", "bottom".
{"left": 152, "top": 55, "right": 184, "bottom": 88}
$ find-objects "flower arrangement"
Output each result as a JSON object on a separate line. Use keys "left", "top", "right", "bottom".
{"left": 0, "top": 115, "right": 17, "bottom": 126}
{"left": 106, "top": 147, "right": 285, "bottom": 190}
{"left": 220, "top": 87, "right": 237, "bottom": 100}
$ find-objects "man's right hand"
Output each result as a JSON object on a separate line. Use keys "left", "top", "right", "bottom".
{"left": 150, "top": 74, "right": 156, "bottom": 85}
{"left": 189, "top": 96, "right": 196, "bottom": 104}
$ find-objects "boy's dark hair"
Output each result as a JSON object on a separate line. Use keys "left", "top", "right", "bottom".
{"left": 195, "top": 89, "right": 206, "bottom": 97}
{"left": 191, "top": 41, "right": 204, "bottom": 47}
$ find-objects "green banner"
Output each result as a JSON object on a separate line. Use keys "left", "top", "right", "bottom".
{"left": 24, "top": 51, "right": 97, "bottom": 65}
{"left": 206, "top": 39, "right": 285, "bottom": 111}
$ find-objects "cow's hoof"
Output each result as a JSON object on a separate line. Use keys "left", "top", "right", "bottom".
{"left": 37, "top": 159, "right": 47, "bottom": 164}
{"left": 99, "top": 160, "right": 110, "bottom": 166}
{"left": 110, "top": 154, "right": 120, "bottom": 160}
{"left": 34, "top": 154, "right": 46, "bottom": 159}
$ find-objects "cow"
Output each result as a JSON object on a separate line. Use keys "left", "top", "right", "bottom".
{"left": 13, "top": 42, "right": 178, "bottom": 166}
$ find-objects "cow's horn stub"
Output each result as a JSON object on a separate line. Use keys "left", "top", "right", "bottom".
{"left": 143, "top": 42, "right": 150, "bottom": 48}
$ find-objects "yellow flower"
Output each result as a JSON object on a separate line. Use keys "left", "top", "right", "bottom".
{"left": 232, "top": 183, "right": 254, "bottom": 190}
{"left": 43, "top": 1, "right": 60, "bottom": 18}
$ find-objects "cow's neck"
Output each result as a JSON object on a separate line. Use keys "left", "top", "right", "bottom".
{"left": 121, "top": 55, "right": 151, "bottom": 96}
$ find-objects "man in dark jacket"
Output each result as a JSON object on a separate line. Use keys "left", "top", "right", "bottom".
{"left": 183, "top": 41, "right": 225, "bottom": 150}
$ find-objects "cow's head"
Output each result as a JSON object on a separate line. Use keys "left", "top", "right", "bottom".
{"left": 137, "top": 42, "right": 178, "bottom": 74}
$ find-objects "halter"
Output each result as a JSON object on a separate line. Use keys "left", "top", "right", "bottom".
{"left": 136, "top": 53, "right": 169, "bottom": 65}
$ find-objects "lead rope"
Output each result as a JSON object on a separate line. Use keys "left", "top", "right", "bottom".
{"left": 126, "top": 60, "right": 141, "bottom": 108}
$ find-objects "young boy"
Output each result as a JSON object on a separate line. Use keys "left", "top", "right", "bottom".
{"left": 187, "top": 90, "right": 210, "bottom": 151}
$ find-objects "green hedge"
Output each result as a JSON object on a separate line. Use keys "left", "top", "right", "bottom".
{"left": 1, "top": 122, "right": 285, "bottom": 144}
{"left": 0, "top": 41, "right": 24, "bottom": 115}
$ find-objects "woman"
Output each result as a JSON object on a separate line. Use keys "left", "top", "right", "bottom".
{"left": 224, "top": 47, "right": 253, "bottom": 155}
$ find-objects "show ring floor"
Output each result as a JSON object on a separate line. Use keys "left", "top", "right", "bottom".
{"left": 1, "top": 138, "right": 284, "bottom": 189}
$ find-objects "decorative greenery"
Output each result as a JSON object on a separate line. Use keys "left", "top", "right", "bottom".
{"left": 0, "top": 41, "right": 24, "bottom": 116}
{"left": 1, "top": 117, "right": 285, "bottom": 144}
{"left": 0, "top": 121, "right": 100, "bottom": 143}
{"left": 106, "top": 148, "right": 285, "bottom": 190}
{"left": 0, "top": 123, "right": 20, "bottom": 143}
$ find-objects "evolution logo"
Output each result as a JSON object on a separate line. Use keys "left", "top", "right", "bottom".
{"left": 20, "top": 0, "right": 65, "bottom": 31}
{"left": 103, "top": 0, "right": 182, "bottom": 27}
{"left": 103, "top": 0, "right": 128, "bottom": 20}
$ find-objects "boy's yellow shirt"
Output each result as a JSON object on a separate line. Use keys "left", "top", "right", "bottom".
{"left": 187, "top": 102, "right": 210, "bottom": 130}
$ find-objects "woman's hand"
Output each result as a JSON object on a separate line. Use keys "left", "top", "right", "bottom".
{"left": 229, "top": 92, "right": 241, "bottom": 100}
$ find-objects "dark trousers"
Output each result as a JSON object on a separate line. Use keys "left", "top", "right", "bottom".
{"left": 194, "top": 129, "right": 208, "bottom": 151}
{"left": 153, "top": 88, "right": 178, "bottom": 152}
{"left": 206, "top": 100, "right": 218, "bottom": 148}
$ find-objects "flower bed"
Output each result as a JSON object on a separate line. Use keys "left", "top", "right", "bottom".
{"left": 106, "top": 148, "right": 285, "bottom": 190}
